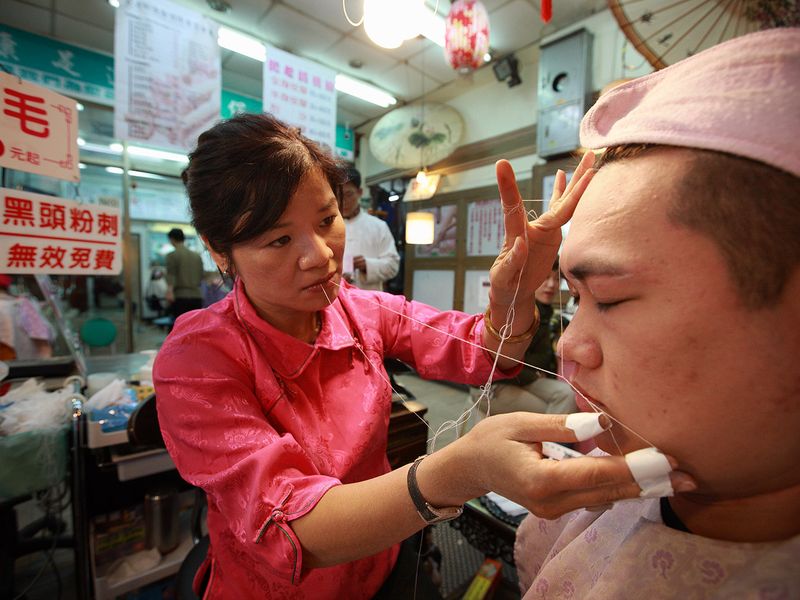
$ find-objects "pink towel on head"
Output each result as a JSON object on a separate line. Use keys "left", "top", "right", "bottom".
{"left": 580, "top": 27, "right": 800, "bottom": 177}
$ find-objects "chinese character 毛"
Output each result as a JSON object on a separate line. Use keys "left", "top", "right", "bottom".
{"left": 3, "top": 88, "right": 50, "bottom": 138}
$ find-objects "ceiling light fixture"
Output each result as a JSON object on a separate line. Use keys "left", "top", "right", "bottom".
{"left": 108, "top": 143, "right": 189, "bottom": 163}
{"left": 218, "top": 26, "right": 266, "bottom": 62}
{"left": 335, "top": 74, "right": 397, "bottom": 107}
{"left": 363, "top": 0, "right": 422, "bottom": 49}
{"left": 107, "top": 0, "right": 120, "bottom": 7}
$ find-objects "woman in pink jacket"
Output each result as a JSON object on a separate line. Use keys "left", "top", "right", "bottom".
{"left": 153, "top": 113, "right": 689, "bottom": 599}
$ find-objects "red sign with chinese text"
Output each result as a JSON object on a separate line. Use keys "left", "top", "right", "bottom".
{"left": 0, "top": 188, "right": 121, "bottom": 275}
{"left": 0, "top": 73, "right": 80, "bottom": 182}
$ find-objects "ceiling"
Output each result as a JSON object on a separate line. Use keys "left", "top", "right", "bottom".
{"left": 1, "top": 0, "right": 608, "bottom": 128}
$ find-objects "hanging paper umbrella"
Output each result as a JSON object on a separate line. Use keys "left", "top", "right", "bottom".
{"left": 444, "top": 0, "right": 490, "bottom": 74}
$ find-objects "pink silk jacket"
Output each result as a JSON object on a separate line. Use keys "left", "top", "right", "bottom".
{"left": 154, "top": 280, "right": 510, "bottom": 599}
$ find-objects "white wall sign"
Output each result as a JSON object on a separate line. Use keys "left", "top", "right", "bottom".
{"left": 412, "top": 269, "right": 455, "bottom": 311}
{"left": 114, "top": 0, "right": 221, "bottom": 152}
{"left": 0, "top": 73, "right": 79, "bottom": 182}
{"left": 466, "top": 199, "right": 504, "bottom": 256}
{"left": 264, "top": 45, "right": 336, "bottom": 153}
{"left": 0, "top": 188, "right": 122, "bottom": 275}
{"left": 463, "top": 270, "right": 491, "bottom": 315}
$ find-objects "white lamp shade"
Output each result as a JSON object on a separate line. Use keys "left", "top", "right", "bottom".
{"left": 406, "top": 211, "right": 435, "bottom": 244}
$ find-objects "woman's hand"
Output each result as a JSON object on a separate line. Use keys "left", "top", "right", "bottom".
{"left": 423, "top": 412, "right": 693, "bottom": 519}
{"left": 488, "top": 152, "right": 596, "bottom": 311}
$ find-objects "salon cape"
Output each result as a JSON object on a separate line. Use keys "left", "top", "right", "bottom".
{"left": 154, "top": 280, "right": 513, "bottom": 599}
{"left": 514, "top": 496, "right": 799, "bottom": 599}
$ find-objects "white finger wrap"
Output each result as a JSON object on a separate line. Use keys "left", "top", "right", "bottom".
{"left": 565, "top": 413, "right": 605, "bottom": 441}
{"left": 625, "top": 447, "right": 674, "bottom": 498}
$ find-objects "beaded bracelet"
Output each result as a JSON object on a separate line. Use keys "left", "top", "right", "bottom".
{"left": 483, "top": 304, "right": 540, "bottom": 344}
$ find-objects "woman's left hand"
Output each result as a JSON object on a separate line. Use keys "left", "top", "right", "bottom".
{"left": 489, "top": 152, "right": 596, "bottom": 310}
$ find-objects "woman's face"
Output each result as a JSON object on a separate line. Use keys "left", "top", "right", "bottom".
{"left": 211, "top": 168, "right": 345, "bottom": 327}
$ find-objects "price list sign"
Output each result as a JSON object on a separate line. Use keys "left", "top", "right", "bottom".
{"left": 466, "top": 200, "right": 504, "bottom": 257}
{"left": 0, "top": 188, "right": 122, "bottom": 275}
{"left": 0, "top": 73, "right": 79, "bottom": 182}
{"left": 264, "top": 46, "right": 336, "bottom": 153}
{"left": 114, "top": 0, "right": 220, "bottom": 152}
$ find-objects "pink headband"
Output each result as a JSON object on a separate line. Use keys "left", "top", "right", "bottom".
{"left": 580, "top": 28, "right": 800, "bottom": 178}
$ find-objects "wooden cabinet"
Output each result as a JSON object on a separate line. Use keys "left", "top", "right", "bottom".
{"left": 387, "top": 400, "right": 429, "bottom": 469}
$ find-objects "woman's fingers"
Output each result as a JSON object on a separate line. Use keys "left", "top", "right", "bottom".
{"left": 491, "top": 236, "right": 527, "bottom": 290}
{"left": 524, "top": 464, "right": 696, "bottom": 519}
{"left": 496, "top": 159, "right": 527, "bottom": 248}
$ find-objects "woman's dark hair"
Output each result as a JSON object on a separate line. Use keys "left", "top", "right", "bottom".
{"left": 181, "top": 113, "right": 347, "bottom": 267}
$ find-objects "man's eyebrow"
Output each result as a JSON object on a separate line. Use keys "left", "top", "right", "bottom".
{"left": 567, "top": 259, "right": 629, "bottom": 281}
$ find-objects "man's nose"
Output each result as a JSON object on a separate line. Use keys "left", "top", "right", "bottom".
{"left": 557, "top": 314, "right": 602, "bottom": 372}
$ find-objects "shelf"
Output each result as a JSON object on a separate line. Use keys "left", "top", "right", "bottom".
{"left": 86, "top": 419, "right": 129, "bottom": 449}
{"left": 109, "top": 447, "right": 175, "bottom": 481}
{"left": 93, "top": 532, "right": 193, "bottom": 600}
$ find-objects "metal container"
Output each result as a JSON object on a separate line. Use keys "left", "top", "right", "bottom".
{"left": 144, "top": 489, "right": 180, "bottom": 555}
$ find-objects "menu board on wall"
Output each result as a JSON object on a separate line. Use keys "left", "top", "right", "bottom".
{"left": 114, "top": 0, "right": 221, "bottom": 152}
{"left": 263, "top": 45, "right": 336, "bottom": 153}
{"left": 466, "top": 199, "right": 504, "bottom": 257}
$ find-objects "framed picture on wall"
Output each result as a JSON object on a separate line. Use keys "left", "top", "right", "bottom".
{"left": 414, "top": 205, "right": 458, "bottom": 258}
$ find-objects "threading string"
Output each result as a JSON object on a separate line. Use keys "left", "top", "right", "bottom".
{"left": 323, "top": 276, "right": 659, "bottom": 452}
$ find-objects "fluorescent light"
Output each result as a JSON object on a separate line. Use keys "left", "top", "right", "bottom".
{"left": 81, "top": 141, "right": 120, "bottom": 155}
{"left": 108, "top": 142, "right": 189, "bottom": 163}
{"left": 129, "top": 170, "right": 170, "bottom": 180}
{"left": 76, "top": 102, "right": 85, "bottom": 111}
{"left": 79, "top": 163, "right": 87, "bottom": 169}
{"left": 105, "top": 166, "right": 124, "bottom": 174}
{"left": 218, "top": 26, "right": 266, "bottom": 62}
{"left": 108, "top": 0, "right": 120, "bottom": 7}
{"left": 419, "top": 6, "right": 445, "bottom": 47}
{"left": 388, "top": 193, "right": 400, "bottom": 202}
{"left": 128, "top": 146, "right": 189, "bottom": 163}
{"left": 77, "top": 137, "right": 85, "bottom": 146}
{"left": 335, "top": 74, "right": 396, "bottom": 107}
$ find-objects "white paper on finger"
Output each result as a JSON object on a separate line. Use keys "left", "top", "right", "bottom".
{"left": 565, "top": 412, "right": 605, "bottom": 441}
{"left": 625, "top": 447, "right": 674, "bottom": 498}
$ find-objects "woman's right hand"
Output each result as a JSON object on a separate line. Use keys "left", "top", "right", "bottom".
{"left": 418, "top": 412, "right": 693, "bottom": 519}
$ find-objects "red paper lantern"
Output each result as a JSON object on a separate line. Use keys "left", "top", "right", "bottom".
{"left": 445, "top": 0, "right": 490, "bottom": 74}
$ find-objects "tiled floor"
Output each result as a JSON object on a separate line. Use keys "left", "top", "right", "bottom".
{"left": 11, "top": 349, "right": 519, "bottom": 599}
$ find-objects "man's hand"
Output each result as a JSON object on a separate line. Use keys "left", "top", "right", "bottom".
{"left": 352, "top": 255, "right": 367, "bottom": 273}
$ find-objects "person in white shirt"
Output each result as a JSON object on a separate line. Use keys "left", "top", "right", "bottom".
{"left": 341, "top": 168, "right": 400, "bottom": 291}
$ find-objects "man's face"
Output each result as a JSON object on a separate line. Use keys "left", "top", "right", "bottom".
{"left": 341, "top": 181, "right": 362, "bottom": 218}
{"left": 559, "top": 148, "right": 800, "bottom": 497}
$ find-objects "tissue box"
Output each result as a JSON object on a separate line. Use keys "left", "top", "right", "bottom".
{"left": 0, "top": 427, "right": 68, "bottom": 499}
